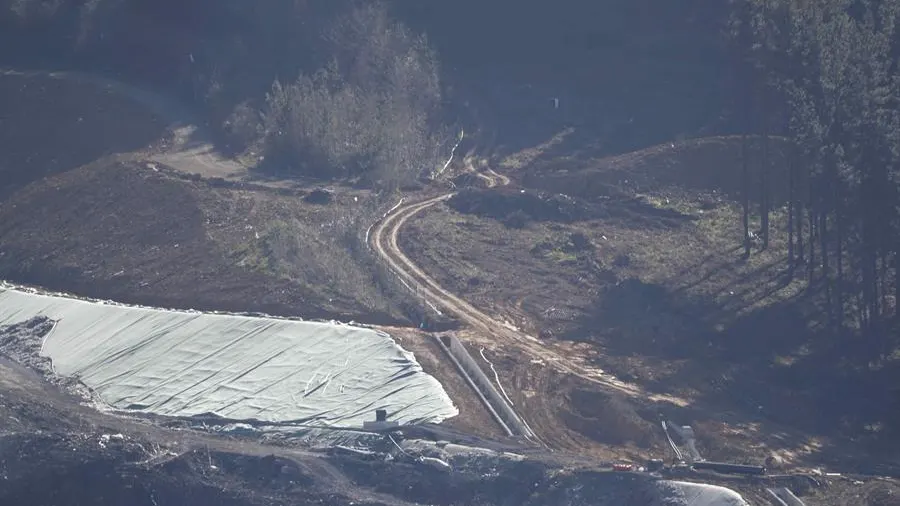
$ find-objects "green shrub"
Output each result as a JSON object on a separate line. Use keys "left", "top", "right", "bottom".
{"left": 260, "top": 2, "right": 452, "bottom": 190}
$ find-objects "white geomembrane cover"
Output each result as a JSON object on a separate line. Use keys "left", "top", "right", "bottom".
{"left": 0, "top": 287, "right": 458, "bottom": 427}
{"left": 658, "top": 481, "right": 750, "bottom": 506}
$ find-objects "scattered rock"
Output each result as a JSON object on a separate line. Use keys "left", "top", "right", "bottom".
{"left": 765, "top": 453, "right": 786, "bottom": 471}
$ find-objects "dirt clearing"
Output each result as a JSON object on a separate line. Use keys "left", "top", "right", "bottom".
{"left": 400, "top": 136, "right": 900, "bottom": 474}
{"left": 0, "top": 72, "right": 409, "bottom": 324}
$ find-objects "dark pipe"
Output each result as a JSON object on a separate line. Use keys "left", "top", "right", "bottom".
{"left": 693, "top": 461, "right": 766, "bottom": 476}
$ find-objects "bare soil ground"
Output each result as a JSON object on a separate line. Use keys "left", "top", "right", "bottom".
{"left": 0, "top": 71, "right": 501, "bottom": 450}
{"left": 400, "top": 134, "right": 900, "bottom": 476}
{"left": 2, "top": 70, "right": 899, "bottom": 505}
{"left": 0, "top": 72, "right": 403, "bottom": 324}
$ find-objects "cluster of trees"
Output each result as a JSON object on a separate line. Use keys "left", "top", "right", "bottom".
{"left": 3, "top": 0, "right": 747, "bottom": 183}
{"left": 2, "top": 0, "right": 453, "bottom": 189}
{"left": 730, "top": 0, "right": 900, "bottom": 350}
{"left": 259, "top": 3, "right": 451, "bottom": 189}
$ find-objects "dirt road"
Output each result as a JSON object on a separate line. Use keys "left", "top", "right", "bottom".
{"left": 368, "top": 165, "right": 694, "bottom": 451}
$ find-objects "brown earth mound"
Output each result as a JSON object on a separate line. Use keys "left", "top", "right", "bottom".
{"left": 0, "top": 157, "right": 358, "bottom": 320}
{"left": 0, "top": 72, "right": 411, "bottom": 323}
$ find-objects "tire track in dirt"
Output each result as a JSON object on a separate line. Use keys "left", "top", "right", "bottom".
{"left": 371, "top": 190, "right": 677, "bottom": 400}
{"left": 6, "top": 66, "right": 669, "bottom": 453}
{"left": 370, "top": 172, "right": 690, "bottom": 450}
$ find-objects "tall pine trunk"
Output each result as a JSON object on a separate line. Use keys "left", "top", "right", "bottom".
{"left": 895, "top": 248, "right": 900, "bottom": 324}
{"left": 835, "top": 196, "right": 844, "bottom": 329}
{"left": 742, "top": 133, "right": 751, "bottom": 258}
{"left": 797, "top": 201, "right": 805, "bottom": 264}
{"left": 879, "top": 252, "right": 888, "bottom": 322}
{"left": 787, "top": 141, "right": 796, "bottom": 271}
{"left": 820, "top": 209, "right": 832, "bottom": 326}
{"left": 862, "top": 226, "right": 875, "bottom": 339}
{"left": 760, "top": 123, "right": 770, "bottom": 249}
{"left": 808, "top": 175, "right": 817, "bottom": 283}
{"left": 865, "top": 221, "right": 880, "bottom": 340}
{"left": 796, "top": 153, "right": 806, "bottom": 265}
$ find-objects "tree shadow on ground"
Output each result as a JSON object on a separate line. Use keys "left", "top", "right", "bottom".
{"left": 447, "top": 188, "right": 697, "bottom": 230}
{"left": 0, "top": 73, "right": 167, "bottom": 199}
{"left": 523, "top": 136, "right": 796, "bottom": 214}
{"left": 565, "top": 276, "right": 900, "bottom": 470}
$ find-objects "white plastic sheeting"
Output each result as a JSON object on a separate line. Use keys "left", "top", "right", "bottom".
{"left": 657, "top": 481, "right": 750, "bottom": 506}
{"left": 0, "top": 287, "right": 458, "bottom": 427}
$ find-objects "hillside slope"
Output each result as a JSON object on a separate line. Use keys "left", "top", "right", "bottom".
{"left": 402, "top": 136, "right": 900, "bottom": 473}
{"left": 0, "top": 72, "right": 402, "bottom": 324}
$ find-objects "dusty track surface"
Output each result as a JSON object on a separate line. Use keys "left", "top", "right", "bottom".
{"left": 369, "top": 167, "right": 691, "bottom": 454}
{"left": 0, "top": 67, "right": 876, "bottom": 464}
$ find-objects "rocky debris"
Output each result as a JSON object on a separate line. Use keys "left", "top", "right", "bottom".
{"left": 331, "top": 440, "right": 655, "bottom": 506}
{"left": 766, "top": 454, "right": 787, "bottom": 471}
{"left": 0, "top": 317, "right": 55, "bottom": 376}
{"left": 0, "top": 432, "right": 345, "bottom": 506}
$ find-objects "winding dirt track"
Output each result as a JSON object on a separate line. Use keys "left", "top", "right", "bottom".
{"left": 369, "top": 169, "right": 689, "bottom": 449}
{"left": 4, "top": 67, "right": 676, "bottom": 451}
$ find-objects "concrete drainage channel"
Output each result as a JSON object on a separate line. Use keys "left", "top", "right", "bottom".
{"left": 434, "top": 333, "right": 538, "bottom": 443}
{"left": 766, "top": 487, "right": 808, "bottom": 506}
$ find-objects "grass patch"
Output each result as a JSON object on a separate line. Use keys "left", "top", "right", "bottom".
{"left": 231, "top": 220, "right": 305, "bottom": 277}
{"left": 546, "top": 249, "right": 579, "bottom": 264}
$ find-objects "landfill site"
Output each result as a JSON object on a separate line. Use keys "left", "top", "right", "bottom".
{"left": 0, "top": 282, "right": 847, "bottom": 506}
{"left": 0, "top": 62, "right": 896, "bottom": 506}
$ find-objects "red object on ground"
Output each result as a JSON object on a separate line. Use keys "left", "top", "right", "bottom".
{"left": 613, "top": 463, "right": 634, "bottom": 472}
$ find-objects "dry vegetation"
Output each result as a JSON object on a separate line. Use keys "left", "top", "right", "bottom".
{"left": 240, "top": 2, "right": 453, "bottom": 189}
{"left": 401, "top": 135, "right": 900, "bottom": 471}
{"left": 0, "top": 72, "right": 410, "bottom": 324}
{"left": 3, "top": 1, "right": 900, "bottom": 504}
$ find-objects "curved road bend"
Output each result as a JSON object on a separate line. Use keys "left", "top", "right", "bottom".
{"left": 369, "top": 177, "right": 688, "bottom": 410}
{"left": 3, "top": 67, "right": 683, "bottom": 442}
